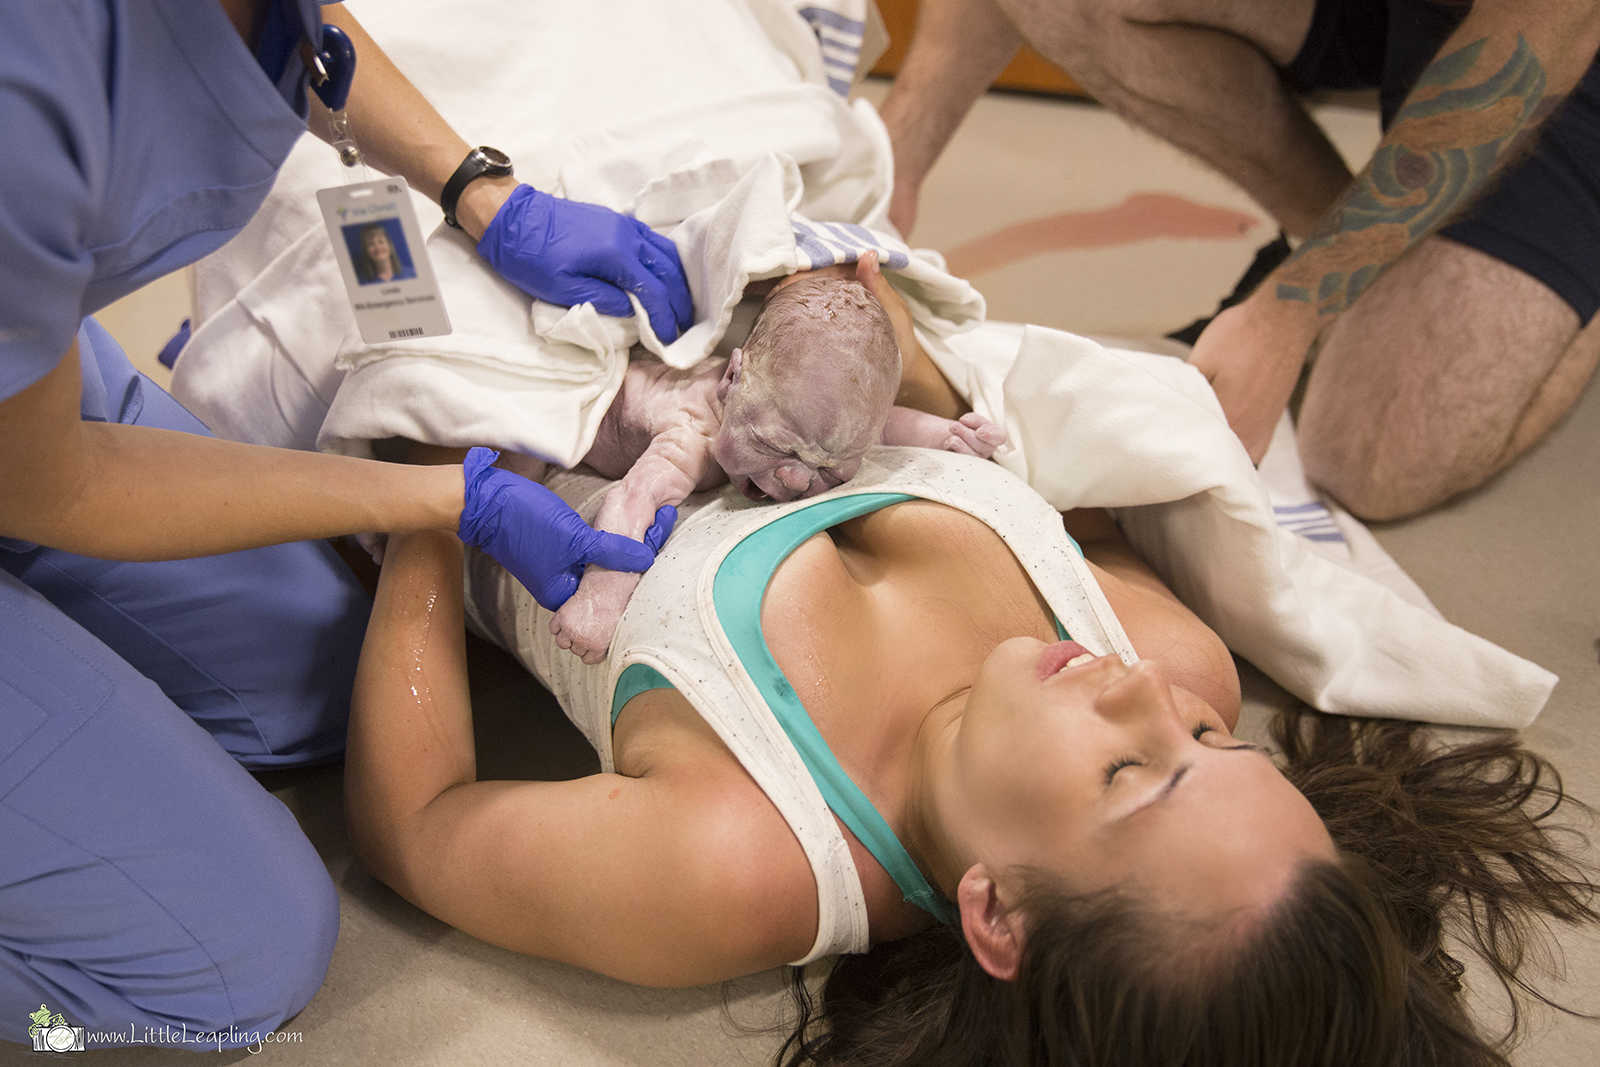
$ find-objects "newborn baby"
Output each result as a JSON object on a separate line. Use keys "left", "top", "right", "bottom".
{"left": 552, "top": 252, "right": 1005, "bottom": 662}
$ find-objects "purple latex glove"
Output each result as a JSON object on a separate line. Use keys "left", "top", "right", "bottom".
{"left": 477, "top": 184, "right": 694, "bottom": 343}
{"left": 458, "top": 448, "right": 677, "bottom": 611}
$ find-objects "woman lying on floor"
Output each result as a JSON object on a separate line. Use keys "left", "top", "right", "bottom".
{"left": 347, "top": 428, "right": 1597, "bottom": 1067}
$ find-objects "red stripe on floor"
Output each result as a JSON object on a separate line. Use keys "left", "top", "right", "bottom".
{"left": 944, "top": 193, "right": 1260, "bottom": 277}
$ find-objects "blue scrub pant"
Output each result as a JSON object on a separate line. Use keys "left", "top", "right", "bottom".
{"left": 0, "top": 320, "right": 368, "bottom": 1050}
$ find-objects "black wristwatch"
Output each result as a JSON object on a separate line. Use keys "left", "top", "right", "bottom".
{"left": 441, "top": 146, "right": 515, "bottom": 229}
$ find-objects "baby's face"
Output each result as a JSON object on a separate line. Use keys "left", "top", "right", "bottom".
{"left": 712, "top": 270, "right": 898, "bottom": 501}
{"left": 713, "top": 365, "right": 875, "bottom": 502}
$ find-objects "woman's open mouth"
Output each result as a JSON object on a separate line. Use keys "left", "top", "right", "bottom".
{"left": 1037, "top": 640, "right": 1097, "bottom": 679}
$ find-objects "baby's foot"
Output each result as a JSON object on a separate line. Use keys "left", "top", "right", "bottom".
{"left": 549, "top": 568, "right": 643, "bottom": 664}
{"left": 941, "top": 412, "right": 1007, "bottom": 458}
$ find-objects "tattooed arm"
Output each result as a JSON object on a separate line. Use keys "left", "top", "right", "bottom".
{"left": 1191, "top": 1, "right": 1600, "bottom": 461}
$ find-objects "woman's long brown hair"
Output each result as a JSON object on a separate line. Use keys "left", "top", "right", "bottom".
{"left": 774, "top": 708, "right": 1599, "bottom": 1066}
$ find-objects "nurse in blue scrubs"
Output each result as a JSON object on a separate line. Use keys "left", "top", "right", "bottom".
{"left": 0, "top": 1, "right": 687, "bottom": 1050}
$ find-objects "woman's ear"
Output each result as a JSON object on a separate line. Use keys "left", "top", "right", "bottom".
{"left": 957, "top": 864, "right": 1025, "bottom": 981}
{"left": 718, "top": 349, "right": 743, "bottom": 404}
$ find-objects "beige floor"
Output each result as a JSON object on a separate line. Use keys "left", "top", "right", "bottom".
{"left": 9, "top": 81, "right": 1598, "bottom": 1066}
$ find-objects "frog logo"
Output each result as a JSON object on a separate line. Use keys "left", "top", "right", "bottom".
{"left": 27, "top": 1004, "right": 85, "bottom": 1053}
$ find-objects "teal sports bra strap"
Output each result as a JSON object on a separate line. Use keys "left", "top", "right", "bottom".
{"left": 711, "top": 493, "right": 959, "bottom": 924}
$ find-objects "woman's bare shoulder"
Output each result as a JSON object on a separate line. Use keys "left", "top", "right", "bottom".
{"left": 612, "top": 688, "right": 824, "bottom": 970}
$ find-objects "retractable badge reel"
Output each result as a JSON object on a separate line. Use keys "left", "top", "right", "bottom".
{"left": 309, "top": 27, "right": 451, "bottom": 343}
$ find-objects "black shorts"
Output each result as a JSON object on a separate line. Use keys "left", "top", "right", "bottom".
{"left": 1285, "top": 0, "right": 1600, "bottom": 324}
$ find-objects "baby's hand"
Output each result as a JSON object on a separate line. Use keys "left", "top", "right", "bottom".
{"left": 880, "top": 406, "right": 1007, "bottom": 458}
{"left": 939, "top": 412, "right": 1006, "bottom": 459}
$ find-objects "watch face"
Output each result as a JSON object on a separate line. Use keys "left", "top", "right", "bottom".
{"left": 477, "top": 146, "right": 513, "bottom": 171}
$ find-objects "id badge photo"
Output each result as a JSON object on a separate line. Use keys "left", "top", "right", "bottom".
{"left": 318, "top": 178, "right": 452, "bottom": 344}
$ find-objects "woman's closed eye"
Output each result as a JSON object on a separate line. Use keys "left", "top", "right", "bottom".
{"left": 1102, "top": 723, "right": 1219, "bottom": 785}
{"left": 1102, "top": 755, "right": 1141, "bottom": 786}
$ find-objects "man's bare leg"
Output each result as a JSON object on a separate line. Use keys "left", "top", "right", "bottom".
{"left": 880, "top": 0, "right": 1023, "bottom": 235}
{"left": 995, "top": 0, "right": 1347, "bottom": 236}
{"left": 1507, "top": 313, "right": 1600, "bottom": 458}
{"left": 1297, "top": 238, "right": 1599, "bottom": 519}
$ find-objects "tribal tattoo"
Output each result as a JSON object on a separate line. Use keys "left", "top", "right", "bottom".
{"left": 1276, "top": 34, "right": 1557, "bottom": 316}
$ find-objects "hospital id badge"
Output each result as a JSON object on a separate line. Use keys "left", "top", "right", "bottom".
{"left": 317, "top": 177, "right": 452, "bottom": 344}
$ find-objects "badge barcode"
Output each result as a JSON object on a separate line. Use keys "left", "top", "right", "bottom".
{"left": 388, "top": 327, "right": 425, "bottom": 339}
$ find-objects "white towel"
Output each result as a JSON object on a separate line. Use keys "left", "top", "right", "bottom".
{"left": 173, "top": 0, "right": 915, "bottom": 454}
{"left": 1091, "top": 336, "right": 1445, "bottom": 617}
{"left": 174, "top": 0, "right": 973, "bottom": 463}
{"left": 1256, "top": 412, "right": 1443, "bottom": 615}
{"left": 937, "top": 321, "right": 1555, "bottom": 729}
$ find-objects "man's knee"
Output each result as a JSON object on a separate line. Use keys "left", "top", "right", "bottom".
{"left": 1299, "top": 437, "right": 1422, "bottom": 522}
{"left": 1296, "top": 395, "right": 1492, "bottom": 521}
{"left": 995, "top": 0, "right": 1126, "bottom": 82}
{"left": 999, "top": 0, "right": 1292, "bottom": 77}
{"left": 1297, "top": 240, "right": 1589, "bottom": 520}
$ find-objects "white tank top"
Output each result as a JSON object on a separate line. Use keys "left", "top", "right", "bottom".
{"left": 464, "top": 447, "right": 1138, "bottom": 963}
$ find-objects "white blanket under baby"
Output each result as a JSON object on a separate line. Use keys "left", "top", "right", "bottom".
{"left": 175, "top": 0, "right": 955, "bottom": 464}
{"left": 171, "top": 0, "right": 1555, "bottom": 728}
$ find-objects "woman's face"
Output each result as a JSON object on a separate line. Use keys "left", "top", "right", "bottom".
{"left": 363, "top": 227, "right": 394, "bottom": 265}
{"left": 935, "top": 638, "right": 1334, "bottom": 920}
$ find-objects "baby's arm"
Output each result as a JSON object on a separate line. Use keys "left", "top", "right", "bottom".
{"left": 880, "top": 406, "right": 1005, "bottom": 458}
{"left": 551, "top": 424, "right": 720, "bottom": 663}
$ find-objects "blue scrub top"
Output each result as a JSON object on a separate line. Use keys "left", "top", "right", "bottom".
{"left": 0, "top": 0, "right": 327, "bottom": 403}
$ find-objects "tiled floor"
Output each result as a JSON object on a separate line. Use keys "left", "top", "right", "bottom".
{"left": 15, "top": 79, "right": 1598, "bottom": 1067}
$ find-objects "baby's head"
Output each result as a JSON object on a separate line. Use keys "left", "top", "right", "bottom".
{"left": 712, "top": 260, "right": 900, "bottom": 501}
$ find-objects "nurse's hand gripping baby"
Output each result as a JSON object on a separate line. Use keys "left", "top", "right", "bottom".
{"left": 549, "top": 252, "right": 1006, "bottom": 662}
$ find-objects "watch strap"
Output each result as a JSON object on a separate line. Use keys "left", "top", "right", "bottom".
{"left": 441, "top": 146, "right": 514, "bottom": 229}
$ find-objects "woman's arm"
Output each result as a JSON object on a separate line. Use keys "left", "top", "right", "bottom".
{"left": 0, "top": 342, "right": 461, "bottom": 558}
{"left": 311, "top": 5, "right": 512, "bottom": 241}
{"left": 346, "top": 529, "right": 813, "bottom": 985}
{"left": 1067, "top": 509, "right": 1243, "bottom": 728}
